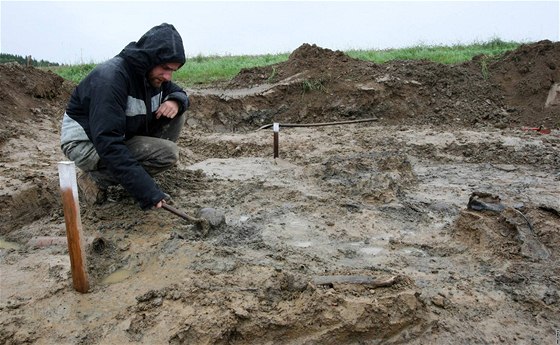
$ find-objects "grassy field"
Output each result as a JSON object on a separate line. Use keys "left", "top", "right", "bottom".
{"left": 52, "top": 39, "right": 520, "bottom": 87}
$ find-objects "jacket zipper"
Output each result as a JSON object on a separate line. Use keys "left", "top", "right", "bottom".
{"left": 144, "top": 79, "right": 151, "bottom": 133}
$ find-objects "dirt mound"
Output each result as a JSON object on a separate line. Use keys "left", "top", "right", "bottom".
{"left": 0, "top": 63, "right": 72, "bottom": 144}
{"left": 122, "top": 272, "right": 426, "bottom": 344}
{"left": 230, "top": 43, "right": 367, "bottom": 86}
{"left": 188, "top": 42, "right": 559, "bottom": 132}
{"left": 453, "top": 200, "right": 559, "bottom": 261}
{"left": 487, "top": 40, "right": 560, "bottom": 127}
{"left": 0, "top": 63, "right": 71, "bottom": 236}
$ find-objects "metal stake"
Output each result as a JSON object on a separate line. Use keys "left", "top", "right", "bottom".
{"left": 273, "top": 123, "right": 279, "bottom": 159}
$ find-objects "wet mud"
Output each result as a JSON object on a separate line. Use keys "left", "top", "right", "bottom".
{"left": 1, "top": 41, "right": 559, "bottom": 344}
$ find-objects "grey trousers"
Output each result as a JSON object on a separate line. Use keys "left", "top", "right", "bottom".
{"left": 61, "top": 114, "right": 185, "bottom": 188}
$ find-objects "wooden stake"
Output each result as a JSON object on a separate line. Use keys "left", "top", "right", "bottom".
{"left": 273, "top": 123, "right": 279, "bottom": 159}
{"left": 58, "top": 161, "right": 89, "bottom": 293}
{"left": 312, "top": 275, "right": 399, "bottom": 288}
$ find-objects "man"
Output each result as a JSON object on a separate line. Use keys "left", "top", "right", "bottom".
{"left": 60, "top": 23, "right": 189, "bottom": 210}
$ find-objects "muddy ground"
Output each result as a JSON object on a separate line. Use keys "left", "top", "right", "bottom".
{"left": 0, "top": 41, "right": 559, "bottom": 344}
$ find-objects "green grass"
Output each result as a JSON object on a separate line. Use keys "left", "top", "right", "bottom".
{"left": 176, "top": 53, "right": 289, "bottom": 86}
{"left": 346, "top": 38, "right": 520, "bottom": 64}
{"left": 50, "top": 63, "right": 97, "bottom": 84}
{"left": 51, "top": 38, "right": 521, "bottom": 86}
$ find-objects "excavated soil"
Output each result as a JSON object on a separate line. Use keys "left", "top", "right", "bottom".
{"left": 0, "top": 41, "right": 559, "bottom": 345}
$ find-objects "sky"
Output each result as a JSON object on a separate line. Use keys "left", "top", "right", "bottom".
{"left": 1, "top": 0, "right": 559, "bottom": 64}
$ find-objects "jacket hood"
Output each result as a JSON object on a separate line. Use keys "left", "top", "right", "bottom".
{"left": 118, "top": 23, "right": 186, "bottom": 76}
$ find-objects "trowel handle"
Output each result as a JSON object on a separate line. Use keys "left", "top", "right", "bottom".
{"left": 161, "top": 203, "right": 200, "bottom": 223}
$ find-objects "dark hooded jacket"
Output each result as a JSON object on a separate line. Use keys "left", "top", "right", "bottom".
{"left": 61, "top": 23, "right": 189, "bottom": 209}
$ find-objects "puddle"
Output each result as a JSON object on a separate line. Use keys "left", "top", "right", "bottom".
{"left": 0, "top": 238, "right": 21, "bottom": 250}
{"left": 359, "top": 247, "right": 384, "bottom": 255}
{"left": 101, "top": 268, "right": 133, "bottom": 285}
{"left": 293, "top": 241, "right": 313, "bottom": 248}
{"left": 187, "top": 158, "right": 301, "bottom": 184}
{"left": 400, "top": 247, "right": 428, "bottom": 257}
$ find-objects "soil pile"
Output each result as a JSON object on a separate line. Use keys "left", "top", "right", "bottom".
{"left": 0, "top": 63, "right": 72, "bottom": 236}
{"left": 0, "top": 42, "right": 559, "bottom": 345}
{"left": 0, "top": 63, "right": 72, "bottom": 144}
{"left": 187, "top": 41, "right": 559, "bottom": 132}
{"left": 487, "top": 40, "right": 560, "bottom": 126}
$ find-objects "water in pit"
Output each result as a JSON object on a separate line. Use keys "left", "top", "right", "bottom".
{"left": 101, "top": 268, "right": 133, "bottom": 285}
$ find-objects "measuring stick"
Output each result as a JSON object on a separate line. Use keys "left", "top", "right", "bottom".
{"left": 58, "top": 161, "right": 89, "bottom": 293}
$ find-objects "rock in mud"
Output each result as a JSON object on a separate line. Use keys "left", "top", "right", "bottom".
{"left": 197, "top": 207, "right": 226, "bottom": 229}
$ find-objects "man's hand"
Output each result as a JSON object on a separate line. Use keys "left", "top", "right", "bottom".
{"left": 155, "top": 199, "right": 166, "bottom": 209}
{"left": 155, "top": 100, "right": 179, "bottom": 119}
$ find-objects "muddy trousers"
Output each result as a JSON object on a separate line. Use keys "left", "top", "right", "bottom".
{"left": 61, "top": 114, "right": 185, "bottom": 188}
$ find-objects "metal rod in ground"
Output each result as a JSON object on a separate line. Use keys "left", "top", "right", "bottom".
{"left": 273, "top": 122, "right": 279, "bottom": 158}
{"left": 257, "top": 117, "right": 378, "bottom": 130}
{"left": 58, "top": 161, "right": 89, "bottom": 293}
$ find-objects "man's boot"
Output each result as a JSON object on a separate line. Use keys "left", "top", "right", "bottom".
{"left": 77, "top": 172, "right": 107, "bottom": 205}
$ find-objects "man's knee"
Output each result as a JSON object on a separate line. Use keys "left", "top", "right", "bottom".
{"left": 126, "top": 136, "right": 179, "bottom": 174}
{"left": 61, "top": 141, "right": 100, "bottom": 171}
{"left": 140, "top": 142, "right": 178, "bottom": 176}
{"left": 159, "top": 142, "right": 179, "bottom": 167}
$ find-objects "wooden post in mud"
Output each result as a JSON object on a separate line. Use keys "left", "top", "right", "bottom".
{"left": 58, "top": 161, "right": 89, "bottom": 293}
{"left": 273, "top": 123, "right": 279, "bottom": 159}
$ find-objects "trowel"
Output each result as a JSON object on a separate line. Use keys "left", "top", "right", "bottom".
{"left": 161, "top": 203, "right": 224, "bottom": 236}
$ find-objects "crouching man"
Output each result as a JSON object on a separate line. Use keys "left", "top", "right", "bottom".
{"left": 60, "top": 23, "right": 189, "bottom": 210}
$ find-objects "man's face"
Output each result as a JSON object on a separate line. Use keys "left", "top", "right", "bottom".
{"left": 147, "top": 62, "right": 182, "bottom": 87}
